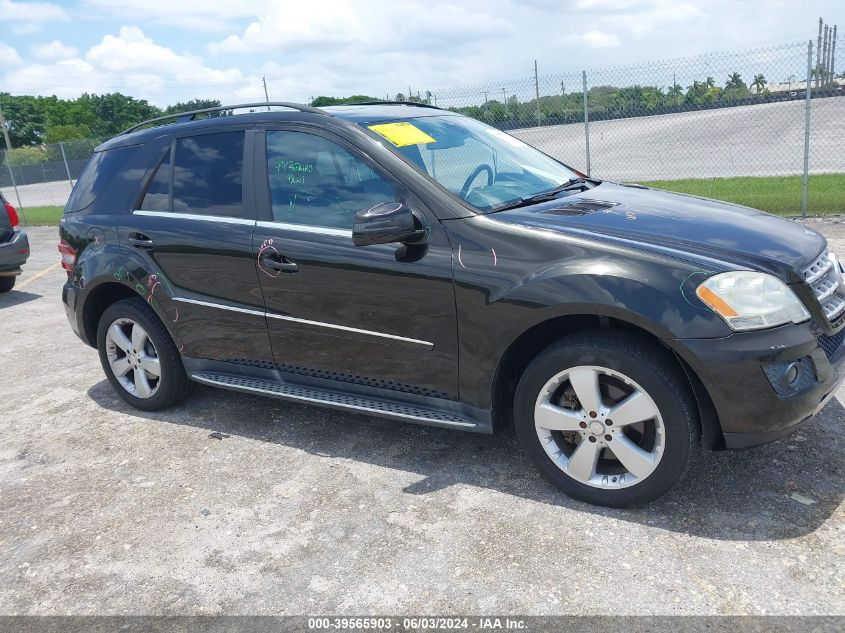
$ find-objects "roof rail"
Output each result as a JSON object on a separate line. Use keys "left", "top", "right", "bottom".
{"left": 119, "top": 102, "right": 326, "bottom": 136}
{"left": 343, "top": 100, "right": 444, "bottom": 110}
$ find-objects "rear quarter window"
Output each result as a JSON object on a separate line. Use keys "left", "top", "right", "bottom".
{"left": 66, "top": 145, "right": 139, "bottom": 214}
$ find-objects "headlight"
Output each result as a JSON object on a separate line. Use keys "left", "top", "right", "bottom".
{"left": 696, "top": 271, "right": 810, "bottom": 331}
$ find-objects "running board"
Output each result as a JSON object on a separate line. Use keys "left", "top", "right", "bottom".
{"left": 191, "top": 372, "right": 478, "bottom": 429}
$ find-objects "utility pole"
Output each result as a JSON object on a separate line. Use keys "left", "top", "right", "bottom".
{"left": 534, "top": 60, "right": 541, "bottom": 126}
{"left": 561, "top": 81, "right": 565, "bottom": 97}
{"left": 482, "top": 91, "right": 488, "bottom": 105}
{"left": 816, "top": 18, "right": 824, "bottom": 89}
{"left": 831, "top": 25, "right": 838, "bottom": 84}
{"left": 262, "top": 75, "right": 270, "bottom": 110}
{"left": 0, "top": 103, "right": 23, "bottom": 211}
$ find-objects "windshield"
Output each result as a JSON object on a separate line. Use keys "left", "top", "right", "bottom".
{"left": 362, "top": 115, "right": 580, "bottom": 212}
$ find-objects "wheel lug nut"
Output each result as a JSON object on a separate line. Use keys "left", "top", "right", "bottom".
{"left": 606, "top": 419, "right": 613, "bottom": 426}
{"left": 579, "top": 421, "right": 587, "bottom": 428}
{"left": 589, "top": 411, "right": 597, "bottom": 418}
{"left": 605, "top": 434, "right": 612, "bottom": 441}
{"left": 588, "top": 436, "right": 597, "bottom": 443}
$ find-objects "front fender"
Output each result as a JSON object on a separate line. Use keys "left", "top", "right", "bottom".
{"left": 445, "top": 214, "right": 731, "bottom": 410}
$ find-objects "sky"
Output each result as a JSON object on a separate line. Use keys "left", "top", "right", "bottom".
{"left": 0, "top": 0, "right": 843, "bottom": 107}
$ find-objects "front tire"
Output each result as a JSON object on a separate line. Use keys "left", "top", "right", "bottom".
{"left": 514, "top": 330, "right": 699, "bottom": 507}
{"left": 97, "top": 297, "right": 192, "bottom": 411}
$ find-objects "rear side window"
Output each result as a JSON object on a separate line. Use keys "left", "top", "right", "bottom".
{"left": 140, "top": 147, "right": 171, "bottom": 212}
{"left": 66, "top": 145, "right": 138, "bottom": 213}
{"left": 173, "top": 132, "right": 244, "bottom": 217}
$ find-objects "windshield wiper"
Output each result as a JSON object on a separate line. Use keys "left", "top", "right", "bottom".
{"left": 492, "top": 176, "right": 602, "bottom": 212}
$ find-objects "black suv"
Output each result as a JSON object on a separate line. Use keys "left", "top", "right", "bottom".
{"left": 60, "top": 102, "right": 845, "bottom": 506}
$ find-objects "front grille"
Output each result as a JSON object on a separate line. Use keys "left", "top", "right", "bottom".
{"left": 818, "top": 330, "right": 845, "bottom": 360}
{"left": 802, "top": 249, "right": 845, "bottom": 323}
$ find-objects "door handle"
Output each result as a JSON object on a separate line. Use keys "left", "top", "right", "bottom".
{"left": 261, "top": 252, "right": 299, "bottom": 273}
{"left": 128, "top": 232, "right": 154, "bottom": 249}
{"left": 263, "top": 257, "right": 299, "bottom": 274}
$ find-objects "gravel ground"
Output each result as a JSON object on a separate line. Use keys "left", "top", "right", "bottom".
{"left": 1, "top": 224, "right": 844, "bottom": 616}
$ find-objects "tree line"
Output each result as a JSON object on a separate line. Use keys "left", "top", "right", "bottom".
{"left": 311, "top": 71, "right": 843, "bottom": 130}
{"left": 3, "top": 68, "right": 843, "bottom": 167}
{"left": 0, "top": 93, "right": 220, "bottom": 165}
{"left": 449, "top": 71, "right": 843, "bottom": 129}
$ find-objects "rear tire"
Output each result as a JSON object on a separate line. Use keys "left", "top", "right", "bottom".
{"left": 97, "top": 297, "right": 192, "bottom": 411}
{"left": 514, "top": 330, "right": 699, "bottom": 507}
{"left": 0, "top": 276, "right": 15, "bottom": 293}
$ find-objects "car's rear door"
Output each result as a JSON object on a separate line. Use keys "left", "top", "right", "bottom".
{"left": 252, "top": 126, "right": 459, "bottom": 400}
{"left": 120, "top": 126, "right": 273, "bottom": 365}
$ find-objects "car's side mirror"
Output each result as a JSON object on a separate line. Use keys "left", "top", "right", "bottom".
{"left": 352, "top": 202, "right": 426, "bottom": 247}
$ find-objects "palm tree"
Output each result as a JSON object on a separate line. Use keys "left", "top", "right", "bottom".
{"left": 725, "top": 72, "right": 745, "bottom": 90}
{"left": 668, "top": 82, "right": 684, "bottom": 104}
{"left": 706, "top": 76, "right": 716, "bottom": 89}
{"left": 751, "top": 74, "right": 767, "bottom": 94}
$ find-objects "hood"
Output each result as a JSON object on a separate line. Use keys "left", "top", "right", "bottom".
{"left": 491, "top": 181, "right": 825, "bottom": 282}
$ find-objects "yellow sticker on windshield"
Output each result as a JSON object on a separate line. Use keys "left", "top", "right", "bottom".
{"left": 368, "top": 122, "right": 436, "bottom": 147}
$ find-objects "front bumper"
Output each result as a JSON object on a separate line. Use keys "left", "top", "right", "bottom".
{"left": 0, "top": 229, "right": 30, "bottom": 274}
{"left": 675, "top": 321, "right": 845, "bottom": 449}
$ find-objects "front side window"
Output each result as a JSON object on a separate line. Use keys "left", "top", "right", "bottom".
{"left": 266, "top": 130, "right": 396, "bottom": 230}
{"left": 171, "top": 131, "right": 244, "bottom": 217}
{"left": 363, "top": 115, "right": 579, "bottom": 212}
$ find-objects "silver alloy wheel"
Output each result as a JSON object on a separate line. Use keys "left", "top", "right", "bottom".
{"left": 105, "top": 318, "right": 161, "bottom": 399}
{"left": 534, "top": 365, "right": 665, "bottom": 489}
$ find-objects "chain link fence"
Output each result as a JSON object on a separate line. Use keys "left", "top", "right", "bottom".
{"left": 433, "top": 39, "right": 843, "bottom": 216}
{"left": 1, "top": 39, "right": 843, "bottom": 221}
{"left": 1, "top": 137, "right": 104, "bottom": 218}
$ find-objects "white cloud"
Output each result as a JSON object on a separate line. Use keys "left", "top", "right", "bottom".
{"left": 0, "top": 43, "right": 23, "bottom": 67}
{"left": 81, "top": 0, "right": 272, "bottom": 32}
{"left": 574, "top": 0, "right": 641, "bottom": 8}
{"left": 4, "top": 27, "right": 248, "bottom": 105}
{"left": 599, "top": 1, "right": 705, "bottom": 37}
{"left": 209, "top": 0, "right": 512, "bottom": 55}
{"left": 0, "top": 0, "right": 828, "bottom": 110}
{"left": 83, "top": 26, "right": 245, "bottom": 90}
{"left": 568, "top": 30, "right": 622, "bottom": 48}
{"left": 208, "top": 0, "right": 364, "bottom": 54}
{"left": 1, "top": 0, "right": 69, "bottom": 34}
{"left": 32, "top": 40, "right": 79, "bottom": 60}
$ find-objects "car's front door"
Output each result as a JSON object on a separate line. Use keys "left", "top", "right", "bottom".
{"left": 120, "top": 127, "right": 273, "bottom": 366}
{"left": 252, "top": 127, "right": 459, "bottom": 400}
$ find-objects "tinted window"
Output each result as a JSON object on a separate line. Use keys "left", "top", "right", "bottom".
{"left": 266, "top": 130, "right": 396, "bottom": 229}
{"left": 172, "top": 132, "right": 244, "bottom": 217}
{"left": 66, "top": 145, "right": 138, "bottom": 213}
{"left": 140, "top": 146, "right": 171, "bottom": 211}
